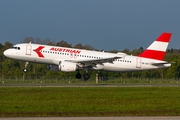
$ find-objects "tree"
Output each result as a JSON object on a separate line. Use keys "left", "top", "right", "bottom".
{"left": 22, "top": 37, "right": 35, "bottom": 43}
{"left": 56, "top": 40, "right": 72, "bottom": 47}
{"left": 74, "top": 43, "right": 84, "bottom": 49}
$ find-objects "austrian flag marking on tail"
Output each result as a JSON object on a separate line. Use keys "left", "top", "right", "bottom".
{"left": 138, "top": 32, "right": 172, "bottom": 60}
{"left": 33, "top": 46, "right": 45, "bottom": 58}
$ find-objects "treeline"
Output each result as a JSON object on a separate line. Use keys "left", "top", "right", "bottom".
{"left": 1, "top": 37, "right": 180, "bottom": 80}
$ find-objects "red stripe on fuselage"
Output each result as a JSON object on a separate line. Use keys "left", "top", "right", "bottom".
{"left": 33, "top": 46, "right": 45, "bottom": 58}
{"left": 138, "top": 50, "right": 165, "bottom": 60}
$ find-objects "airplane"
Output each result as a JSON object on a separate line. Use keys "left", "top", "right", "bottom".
{"left": 3, "top": 32, "right": 172, "bottom": 80}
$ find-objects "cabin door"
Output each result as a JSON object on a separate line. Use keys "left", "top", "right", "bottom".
{"left": 136, "top": 58, "right": 142, "bottom": 68}
{"left": 26, "top": 45, "right": 32, "bottom": 55}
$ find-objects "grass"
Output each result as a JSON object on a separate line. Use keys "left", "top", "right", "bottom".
{"left": 0, "top": 87, "right": 180, "bottom": 116}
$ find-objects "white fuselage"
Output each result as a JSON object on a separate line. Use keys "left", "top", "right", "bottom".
{"left": 3, "top": 43, "right": 171, "bottom": 72}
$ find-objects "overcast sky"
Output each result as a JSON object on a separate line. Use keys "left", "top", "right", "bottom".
{"left": 0, "top": 0, "right": 180, "bottom": 50}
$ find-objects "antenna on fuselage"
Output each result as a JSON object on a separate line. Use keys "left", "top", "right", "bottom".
{"left": 101, "top": 49, "right": 106, "bottom": 52}
{"left": 29, "top": 41, "right": 32, "bottom": 44}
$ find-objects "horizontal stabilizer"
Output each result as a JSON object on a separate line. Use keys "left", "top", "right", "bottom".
{"left": 151, "top": 62, "right": 171, "bottom": 66}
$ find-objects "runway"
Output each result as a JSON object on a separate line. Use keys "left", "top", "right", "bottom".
{"left": 0, "top": 83, "right": 180, "bottom": 87}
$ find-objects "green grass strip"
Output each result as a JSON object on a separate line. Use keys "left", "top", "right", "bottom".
{"left": 0, "top": 87, "right": 180, "bottom": 116}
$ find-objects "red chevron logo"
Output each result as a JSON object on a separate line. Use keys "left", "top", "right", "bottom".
{"left": 33, "top": 46, "right": 45, "bottom": 58}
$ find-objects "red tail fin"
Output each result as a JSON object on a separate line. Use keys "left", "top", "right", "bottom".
{"left": 138, "top": 32, "right": 172, "bottom": 60}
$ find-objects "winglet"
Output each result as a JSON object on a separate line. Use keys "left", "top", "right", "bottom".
{"left": 138, "top": 32, "right": 172, "bottom": 60}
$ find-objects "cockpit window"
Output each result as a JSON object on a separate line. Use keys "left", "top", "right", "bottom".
{"left": 11, "top": 46, "right": 20, "bottom": 50}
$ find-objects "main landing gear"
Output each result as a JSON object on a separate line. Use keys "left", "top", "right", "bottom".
{"left": 75, "top": 71, "right": 82, "bottom": 79}
{"left": 75, "top": 70, "right": 90, "bottom": 80}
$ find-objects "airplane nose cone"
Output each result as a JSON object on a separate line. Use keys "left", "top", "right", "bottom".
{"left": 3, "top": 50, "right": 11, "bottom": 57}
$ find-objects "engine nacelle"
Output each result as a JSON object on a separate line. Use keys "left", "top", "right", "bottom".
{"left": 49, "top": 61, "right": 77, "bottom": 72}
{"left": 48, "top": 61, "right": 77, "bottom": 72}
{"left": 59, "top": 61, "right": 77, "bottom": 72}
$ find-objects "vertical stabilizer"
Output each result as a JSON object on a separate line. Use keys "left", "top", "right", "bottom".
{"left": 138, "top": 32, "right": 172, "bottom": 60}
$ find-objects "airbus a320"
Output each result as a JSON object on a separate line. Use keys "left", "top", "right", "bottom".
{"left": 3, "top": 32, "right": 172, "bottom": 80}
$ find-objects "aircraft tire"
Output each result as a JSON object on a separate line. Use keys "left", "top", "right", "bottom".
{"left": 75, "top": 72, "right": 82, "bottom": 79}
{"left": 83, "top": 73, "right": 90, "bottom": 80}
{"left": 23, "top": 68, "right": 27, "bottom": 72}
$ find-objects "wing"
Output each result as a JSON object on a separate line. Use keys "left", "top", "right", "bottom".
{"left": 66, "top": 56, "right": 121, "bottom": 63}
{"left": 65, "top": 55, "right": 126, "bottom": 68}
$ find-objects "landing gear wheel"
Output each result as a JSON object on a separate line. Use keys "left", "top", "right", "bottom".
{"left": 83, "top": 73, "right": 90, "bottom": 80}
{"left": 23, "top": 68, "right": 27, "bottom": 72}
{"left": 75, "top": 72, "right": 82, "bottom": 79}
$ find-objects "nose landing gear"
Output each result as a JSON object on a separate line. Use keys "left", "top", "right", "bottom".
{"left": 23, "top": 62, "right": 29, "bottom": 72}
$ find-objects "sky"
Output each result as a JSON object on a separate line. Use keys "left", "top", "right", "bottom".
{"left": 0, "top": 0, "right": 180, "bottom": 51}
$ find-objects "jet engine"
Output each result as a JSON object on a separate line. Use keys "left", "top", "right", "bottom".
{"left": 59, "top": 61, "right": 77, "bottom": 72}
{"left": 48, "top": 61, "right": 77, "bottom": 72}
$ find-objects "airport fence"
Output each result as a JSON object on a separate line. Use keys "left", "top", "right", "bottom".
{"left": 0, "top": 75, "right": 179, "bottom": 84}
